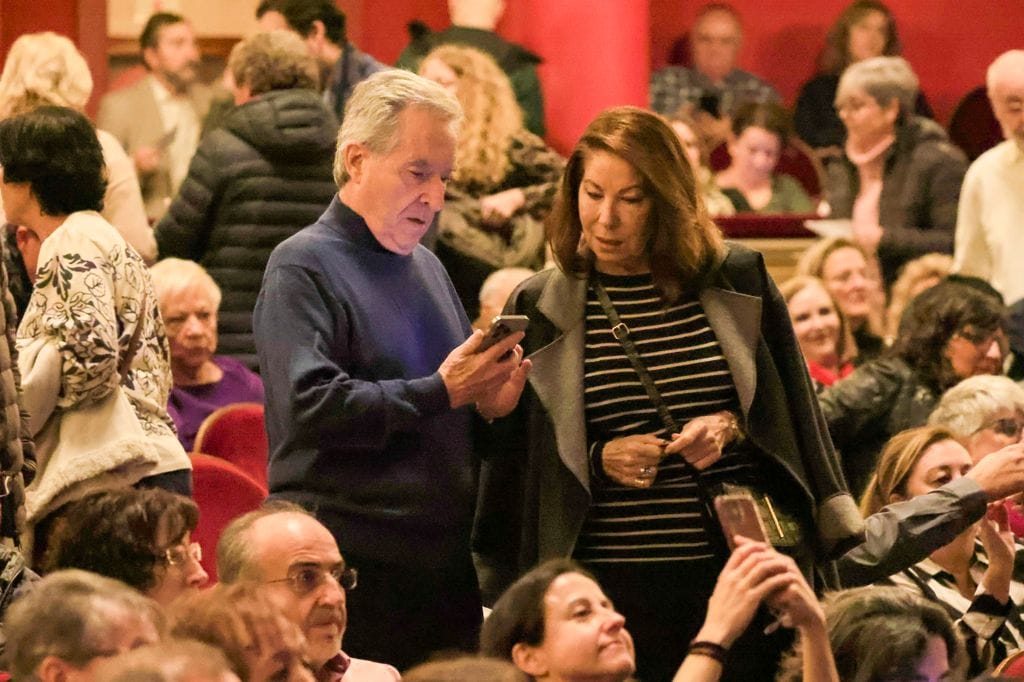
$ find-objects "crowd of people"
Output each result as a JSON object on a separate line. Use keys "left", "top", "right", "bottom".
{"left": 0, "top": 0, "right": 1022, "bottom": 680}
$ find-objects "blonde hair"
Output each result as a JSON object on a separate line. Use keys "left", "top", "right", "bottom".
{"left": 149, "top": 258, "right": 222, "bottom": 311}
{"left": 885, "top": 253, "right": 952, "bottom": 340}
{"left": 796, "top": 237, "right": 885, "bottom": 337}
{"left": 929, "top": 374, "right": 1024, "bottom": 440}
{"left": 778, "top": 275, "right": 856, "bottom": 363}
{"left": 0, "top": 32, "right": 93, "bottom": 119}
{"left": 420, "top": 45, "right": 522, "bottom": 187}
{"left": 859, "top": 426, "right": 956, "bottom": 517}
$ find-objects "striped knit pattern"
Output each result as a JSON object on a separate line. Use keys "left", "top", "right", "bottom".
{"left": 574, "top": 272, "right": 754, "bottom": 564}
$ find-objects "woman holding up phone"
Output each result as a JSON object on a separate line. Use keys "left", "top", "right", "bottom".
{"left": 474, "top": 107, "right": 862, "bottom": 682}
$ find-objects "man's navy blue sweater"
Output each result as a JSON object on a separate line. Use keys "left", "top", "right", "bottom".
{"left": 254, "top": 197, "right": 475, "bottom": 567}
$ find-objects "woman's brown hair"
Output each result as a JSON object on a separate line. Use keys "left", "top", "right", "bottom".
{"left": 547, "top": 106, "right": 724, "bottom": 304}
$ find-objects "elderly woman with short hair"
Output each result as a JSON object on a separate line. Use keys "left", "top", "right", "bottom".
{"left": 156, "top": 29, "right": 338, "bottom": 370}
{"left": 149, "top": 258, "right": 263, "bottom": 452}
{"left": 826, "top": 56, "right": 967, "bottom": 286}
{"left": 929, "top": 374, "right": 1024, "bottom": 464}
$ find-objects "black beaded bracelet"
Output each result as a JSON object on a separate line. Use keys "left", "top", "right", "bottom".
{"left": 688, "top": 640, "right": 727, "bottom": 664}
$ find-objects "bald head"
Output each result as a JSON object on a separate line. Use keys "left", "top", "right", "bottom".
{"left": 448, "top": 0, "right": 505, "bottom": 30}
{"left": 987, "top": 50, "right": 1024, "bottom": 149}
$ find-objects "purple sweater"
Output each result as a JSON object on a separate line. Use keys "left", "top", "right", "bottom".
{"left": 168, "top": 355, "right": 265, "bottom": 451}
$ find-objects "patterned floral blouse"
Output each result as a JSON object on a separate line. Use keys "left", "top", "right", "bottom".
{"left": 17, "top": 211, "right": 188, "bottom": 475}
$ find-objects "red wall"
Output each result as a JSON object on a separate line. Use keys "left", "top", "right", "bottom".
{"left": 649, "top": 0, "right": 1024, "bottom": 126}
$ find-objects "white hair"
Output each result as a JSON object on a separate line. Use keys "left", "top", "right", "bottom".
{"left": 836, "top": 56, "right": 919, "bottom": 115}
{"left": 0, "top": 31, "right": 93, "bottom": 118}
{"left": 333, "top": 69, "right": 463, "bottom": 187}
{"left": 149, "top": 258, "right": 222, "bottom": 311}
{"left": 928, "top": 374, "right": 1024, "bottom": 438}
{"left": 987, "top": 50, "right": 1024, "bottom": 93}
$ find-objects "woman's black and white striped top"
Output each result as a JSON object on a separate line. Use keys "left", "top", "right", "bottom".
{"left": 574, "top": 272, "right": 756, "bottom": 564}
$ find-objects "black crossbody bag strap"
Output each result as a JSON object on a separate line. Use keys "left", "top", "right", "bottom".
{"left": 592, "top": 279, "right": 728, "bottom": 553}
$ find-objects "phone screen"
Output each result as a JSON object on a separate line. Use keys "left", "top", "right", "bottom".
{"left": 714, "top": 493, "right": 768, "bottom": 550}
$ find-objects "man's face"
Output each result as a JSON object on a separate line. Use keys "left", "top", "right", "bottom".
{"left": 144, "top": 21, "right": 200, "bottom": 91}
{"left": 990, "top": 69, "right": 1024, "bottom": 150}
{"left": 342, "top": 106, "right": 455, "bottom": 255}
{"left": 691, "top": 10, "right": 742, "bottom": 83}
{"left": 251, "top": 514, "right": 347, "bottom": 671}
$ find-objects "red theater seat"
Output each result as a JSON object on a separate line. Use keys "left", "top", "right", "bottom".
{"left": 189, "top": 453, "right": 266, "bottom": 583}
{"left": 949, "top": 85, "right": 1003, "bottom": 161}
{"left": 193, "top": 402, "right": 268, "bottom": 490}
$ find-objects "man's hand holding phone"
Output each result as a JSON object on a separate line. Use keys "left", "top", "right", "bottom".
{"left": 439, "top": 316, "right": 532, "bottom": 417}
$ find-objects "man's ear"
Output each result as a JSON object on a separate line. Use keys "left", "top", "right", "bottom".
{"left": 305, "top": 19, "right": 327, "bottom": 53}
{"left": 142, "top": 46, "right": 158, "bottom": 72}
{"left": 512, "top": 642, "right": 549, "bottom": 678}
{"left": 343, "top": 142, "right": 369, "bottom": 184}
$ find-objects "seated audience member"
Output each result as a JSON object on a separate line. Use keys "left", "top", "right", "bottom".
{"left": 666, "top": 108, "right": 736, "bottom": 217}
{"left": 796, "top": 237, "right": 886, "bottom": 363}
{"left": 780, "top": 276, "right": 854, "bottom": 389}
{"left": 170, "top": 582, "right": 314, "bottom": 682}
{"left": 0, "top": 32, "right": 154, "bottom": 262}
{"left": 826, "top": 56, "right": 967, "bottom": 286}
{"left": 97, "top": 13, "right": 214, "bottom": 222}
{"left": 149, "top": 259, "right": 264, "bottom": 452}
{"left": 44, "top": 487, "right": 208, "bottom": 608}
{"left": 838, "top": 439, "right": 1024, "bottom": 587}
{"left": 794, "top": 1, "right": 933, "bottom": 152}
{"left": 155, "top": 30, "right": 338, "bottom": 370}
{"left": 777, "top": 586, "right": 965, "bottom": 681}
{"left": 930, "top": 375, "right": 1024, "bottom": 465}
{"left": 480, "top": 550, "right": 834, "bottom": 682}
{"left": 715, "top": 101, "right": 814, "bottom": 214}
{"left": 649, "top": 3, "right": 780, "bottom": 148}
{"left": 94, "top": 640, "right": 240, "bottom": 682}
{"left": 861, "top": 426, "right": 1024, "bottom": 674}
{"left": 254, "top": 0, "right": 386, "bottom": 121}
{"left": 953, "top": 50, "right": 1024, "bottom": 308}
{"left": 4, "top": 569, "right": 164, "bottom": 682}
{"left": 419, "top": 45, "right": 563, "bottom": 321}
{"left": 1, "top": 107, "right": 190, "bottom": 555}
{"left": 819, "top": 281, "right": 1006, "bottom": 496}
{"left": 930, "top": 375, "right": 1024, "bottom": 536}
{"left": 403, "top": 657, "right": 527, "bottom": 682}
{"left": 884, "top": 253, "right": 953, "bottom": 342}
{"left": 216, "top": 502, "right": 399, "bottom": 680}
{"left": 396, "top": 0, "right": 546, "bottom": 137}
{"left": 473, "top": 266, "right": 536, "bottom": 332}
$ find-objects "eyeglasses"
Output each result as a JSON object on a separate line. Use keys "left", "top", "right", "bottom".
{"left": 956, "top": 326, "right": 1009, "bottom": 354}
{"left": 976, "top": 417, "right": 1024, "bottom": 441}
{"left": 161, "top": 542, "right": 202, "bottom": 567}
{"left": 266, "top": 564, "right": 358, "bottom": 596}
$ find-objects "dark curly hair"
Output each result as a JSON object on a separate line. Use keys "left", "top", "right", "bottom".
{"left": 140, "top": 12, "right": 185, "bottom": 52}
{"left": 0, "top": 105, "right": 105, "bottom": 216}
{"left": 891, "top": 280, "right": 1005, "bottom": 393}
{"left": 480, "top": 559, "right": 595, "bottom": 661}
{"left": 45, "top": 487, "right": 200, "bottom": 593}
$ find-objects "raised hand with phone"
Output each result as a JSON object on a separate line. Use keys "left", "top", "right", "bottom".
{"left": 439, "top": 317, "right": 532, "bottom": 420}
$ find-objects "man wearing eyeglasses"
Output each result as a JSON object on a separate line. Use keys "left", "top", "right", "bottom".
{"left": 218, "top": 502, "right": 399, "bottom": 681}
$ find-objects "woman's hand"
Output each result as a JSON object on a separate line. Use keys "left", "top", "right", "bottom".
{"left": 694, "top": 540, "right": 794, "bottom": 648}
{"left": 480, "top": 188, "right": 526, "bottom": 229}
{"left": 601, "top": 434, "right": 667, "bottom": 488}
{"left": 979, "top": 500, "right": 1015, "bottom": 604}
{"left": 663, "top": 412, "right": 738, "bottom": 470}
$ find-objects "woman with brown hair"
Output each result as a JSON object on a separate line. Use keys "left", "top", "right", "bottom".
{"left": 794, "top": 0, "right": 933, "bottom": 151}
{"left": 474, "top": 106, "right": 861, "bottom": 681}
{"left": 419, "top": 45, "right": 564, "bottom": 320}
{"left": 861, "top": 426, "right": 1024, "bottom": 675}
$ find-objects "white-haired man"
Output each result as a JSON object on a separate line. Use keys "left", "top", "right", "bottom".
{"left": 254, "top": 69, "right": 531, "bottom": 671}
{"left": 953, "top": 50, "right": 1024, "bottom": 307}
